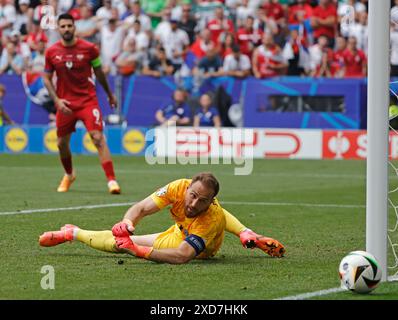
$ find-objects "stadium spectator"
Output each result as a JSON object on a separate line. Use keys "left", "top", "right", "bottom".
{"left": 43, "top": 13, "right": 121, "bottom": 194}
{"left": 29, "top": 38, "right": 46, "bottom": 72}
{"left": 0, "top": 84, "right": 15, "bottom": 126}
{"left": 96, "top": 0, "right": 113, "bottom": 22}
{"left": 251, "top": 33, "right": 287, "bottom": 78}
{"left": 189, "top": 28, "right": 216, "bottom": 61}
{"left": 142, "top": 46, "right": 174, "bottom": 77}
{"left": 39, "top": 172, "right": 286, "bottom": 264}
{"left": 311, "top": 49, "right": 332, "bottom": 78}
{"left": 236, "top": 0, "right": 256, "bottom": 28}
{"left": 115, "top": 38, "right": 141, "bottom": 76}
{"left": 207, "top": 7, "right": 234, "bottom": 46}
{"left": 25, "top": 19, "right": 48, "bottom": 52}
{"left": 140, "top": 0, "right": 167, "bottom": 29}
{"left": 58, "top": 0, "right": 74, "bottom": 15}
{"left": 114, "top": 0, "right": 131, "bottom": 19}
{"left": 311, "top": 0, "right": 338, "bottom": 48}
{"left": 123, "top": 0, "right": 152, "bottom": 32}
{"left": 8, "top": 29, "right": 31, "bottom": 65}
{"left": 0, "top": 42, "right": 24, "bottom": 75}
{"left": 342, "top": 35, "right": 367, "bottom": 78}
{"left": 14, "top": 0, "right": 31, "bottom": 36}
{"left": 123, "top": 19, "right": 150, "bottom": 53}
{"left": 258, "top": 0, "right": 286, "bottom": 47}
{"left": 222, "top": 43, "right": 251, "bottom": 78}
{"left": 236, "top": 16, "right": 264, "bottom": 58}
{"left": 119, "top": 0, "right": 133, "bottom": 21}
{"left": 99, "top": 17, "right": 126, "bottom": 75}
{"left": 177, "top": 3, "right": 197, "bottom": 45}
{"left": 308, "top": 35, "right": 330, "bottom": 76}
{"left": 68, "top": 0, "right": 87, "bottom": 21}
{"left": 282, "top": 28, "right": 308, "bottom": 76}
{"left": 194, "top": 0, "right": 224, "bottom": 31}
{"left": 153, "top": 7, "right": 172, "bottom": 44}
{"left": 166, "top": 0, "right": 183, "bottom": 22}
{"left": 288, "top": 0, "right": 313, "bottom": 26}
{"left": 347, "top": 11, "right": 368, "bottom": 54}
{"left": 287, "top": 0, "right": 313, "bottom": 45}
{"left": 155, "top": 88, "right": 191, "bottom": 126}
{"left": 331, "top": 35, "right": 347, "bottom": 78}
{"left": 355, "top": 0, "right": 368, "bottom": 14}
{"left": 262, "top": 0, "right": 286, "bottom": 29}
{"left": 218, "top": 31, "right": 235, "bottom": 59}
{"left": 193, "top": 93, "right": 221, "bottom": 127}
{"left": 0, "top": 0, "right": 17, "bottom": 42}
{"left": 158, "top": 19, "right": 190, "bottom": 72}
{"left": 193, "top": 46, "right": 223, "bottom": 80}
{"left": 75, "top": 4, "right": 98, "bottom": 44}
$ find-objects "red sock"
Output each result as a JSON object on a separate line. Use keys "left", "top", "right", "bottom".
{"left": 60, "top": 156, "right": 73, "bottom": 175}
{"left": 101, "top": 161, "right": 116, "bottom": 181}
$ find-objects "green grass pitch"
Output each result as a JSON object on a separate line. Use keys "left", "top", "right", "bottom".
{"left": 0, "top": 154, "right": 397, "bottom": 300}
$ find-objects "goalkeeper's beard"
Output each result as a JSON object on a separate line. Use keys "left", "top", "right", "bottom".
{"left": 184, "top": 204, "right": 209, "bottom": 218}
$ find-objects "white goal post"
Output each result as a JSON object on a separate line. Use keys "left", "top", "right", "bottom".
{"left": 366, "top": 0, "right": 390, "bottom": 282}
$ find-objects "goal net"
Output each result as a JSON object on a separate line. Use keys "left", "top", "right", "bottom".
{"left": 388, "top": 82, "right": 398, "bottom": 281}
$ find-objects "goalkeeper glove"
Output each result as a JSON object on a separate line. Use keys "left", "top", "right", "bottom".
{"left": 115, "top": 236, "right": 153, "bottom": 259}
{"left": 112, "top": 219, "right": 135, "bottom": 237}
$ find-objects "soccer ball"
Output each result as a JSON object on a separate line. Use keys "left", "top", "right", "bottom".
{"left": 338, "top": 251, "right": 382, "bottom": 294}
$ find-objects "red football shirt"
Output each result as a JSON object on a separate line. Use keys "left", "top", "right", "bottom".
{"left": 236, "top": 27, "right": 263, "bottom": 57}
{"left": 44, "top": 38, "right": 100, "bottom": 110}
{"left": 343, "top": 48, "right": 366, "bottom": 78}
{"left": 207, "top": 18, "right": 234, "bottom": 44}
{"left": 288, "top": 4, "right": 313, "bottom": 24}
{"left": 312, "top": 3, "right": 337, "bottom": 39}
{"left": 262, "top": 2, "right": 285, "bottom": 21}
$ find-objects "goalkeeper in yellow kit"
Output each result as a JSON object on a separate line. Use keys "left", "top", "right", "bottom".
{"left": 39, "top": 172, "right": 285, "bottom": 263}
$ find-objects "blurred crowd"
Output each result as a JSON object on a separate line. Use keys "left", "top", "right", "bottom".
{"left": 1, "top": 0, "right": 398, "bottom": 80}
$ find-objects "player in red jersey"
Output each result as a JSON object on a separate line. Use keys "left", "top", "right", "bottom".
{"left": 43, "top": 13, "right": 121, "bottom": 195}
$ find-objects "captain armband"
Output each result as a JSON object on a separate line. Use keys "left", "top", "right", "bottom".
{"left": 184, "top": 234, "right": 206, "bottom": 256}
{"left": 91, "top": 57, "right": 102, "bottom": 68}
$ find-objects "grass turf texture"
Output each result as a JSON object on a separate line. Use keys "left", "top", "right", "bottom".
{"left": 0, "top": 154, "right": 397, "bottom": 300}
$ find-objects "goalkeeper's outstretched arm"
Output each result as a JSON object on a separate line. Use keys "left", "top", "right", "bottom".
{"left": 113, "top": 197, "right": 160, "bottom": 236}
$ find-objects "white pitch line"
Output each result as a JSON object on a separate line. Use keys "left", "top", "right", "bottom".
{"left": 223, "top": 201, "right": 365, "bottom": 209}
{"left": 274, "top": 287, "right": 346, "bottom": 300}
{"left": 0, "top": 201, "right": 365, "bottom": 216}
{"left": 275, "top": 275, "right": 398, "bottom": 300}
{"left": 0, "top": 202, "right": 135, "bottom": 216}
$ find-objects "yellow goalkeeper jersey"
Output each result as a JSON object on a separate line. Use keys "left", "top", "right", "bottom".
{"left": 150, "top": 179, "right": 226, "bottom": 258}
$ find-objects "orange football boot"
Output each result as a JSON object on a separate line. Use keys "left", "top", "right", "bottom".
{"left": 57, "top": 174, "right": 76, "bottom": 192}
{"left": 108, "top": 180, "right": 121, "bottom": 195}
{"left": 39, "top": 224, "right": 78, "bottom": 247}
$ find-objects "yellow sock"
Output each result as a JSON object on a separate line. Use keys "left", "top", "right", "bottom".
{"left": 76, "top": 229, "right": 119, "bottom": 253}
{"left": 223, "top": 209, "right": 247, "bottom": 236}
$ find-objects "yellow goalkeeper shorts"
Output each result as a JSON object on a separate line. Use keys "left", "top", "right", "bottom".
{"left": 153, "top": 224, "right": 184, "bottom": 250}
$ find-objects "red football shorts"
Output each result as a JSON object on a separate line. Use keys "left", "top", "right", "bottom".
{"left": 56, "top": 104, "right": 104, "bottom": 137}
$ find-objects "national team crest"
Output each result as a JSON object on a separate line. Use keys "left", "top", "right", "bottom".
{"left": 156, "top": 185, "right": 168, "bottom": 197}
{"left": 65, "top": 61, "right": 73, "bottom": 69}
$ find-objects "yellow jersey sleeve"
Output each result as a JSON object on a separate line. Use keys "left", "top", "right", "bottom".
{"left": 150, "top": 179, "right": 191, "bottom": 210}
